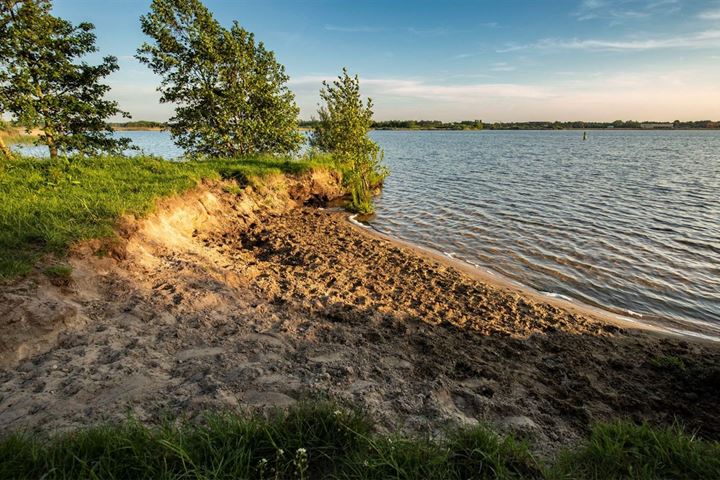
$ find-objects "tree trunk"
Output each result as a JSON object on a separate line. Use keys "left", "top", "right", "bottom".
{"left": 0, "top": 135, "right": 12, "bottom": 160}
{"left": 46, "top": 134, "right": 57, "bottom": 158}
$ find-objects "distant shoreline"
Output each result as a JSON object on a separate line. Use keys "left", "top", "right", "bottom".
{"left": 111, "top": 126, "right": 166, "bottom": 131}
{"left": 370, "top": 127, "right": 720, "bottom": 131}
{"left": 108, "top": 126, "right": 720, "bottom": 132}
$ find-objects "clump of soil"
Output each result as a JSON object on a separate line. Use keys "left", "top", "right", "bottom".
{"left": 1, "top": 175, "right": 718, "bottom": 453}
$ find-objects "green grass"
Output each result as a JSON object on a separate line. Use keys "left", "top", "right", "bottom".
{"left": 649, "top": 355, "right": 687, "bottom": 372}
{"left": 552, "top": 421, "right": 720, "bottom": 479}
{"left": 42, "top": 264, "right": 73, "bottom": 284}
{"left": 1, "top": 404, "right": 717, "bottom": 479}
{"left": 0, "top": 154, "right": 337, "bottom": 279}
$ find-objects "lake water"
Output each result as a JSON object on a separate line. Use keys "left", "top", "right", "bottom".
{"left": 370, "top": 130, "right": 719, "bottom": 338}
{"left": 13, "top": 130, "right": 720, "bottom": 336}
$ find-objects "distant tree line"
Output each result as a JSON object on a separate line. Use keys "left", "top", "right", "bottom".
{"left": 301, "top": 119, "right": 484, "bottom": 130}
{"left": 300, "top": 119, "right": 720, "bottom": 130}
{"left": 482, "top": 120, "right": 720, "bottom": 130}
{"left": 110, "top": 121, "right": 167, "bottom": 130}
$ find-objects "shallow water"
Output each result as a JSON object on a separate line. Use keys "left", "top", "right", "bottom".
{"left": 12, "top": 129, "right": 720, "bottom": 334}
{"left": 369, "top": 130, "right": 720, "bottom": 335}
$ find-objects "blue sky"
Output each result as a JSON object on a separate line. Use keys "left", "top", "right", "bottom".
{"left": 53, "top": 0, "right": 720, "bottom": 121}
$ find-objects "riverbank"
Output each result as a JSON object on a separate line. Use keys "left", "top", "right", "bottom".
{"left": 1, "top": 169, "right": 719, "bottom": 462}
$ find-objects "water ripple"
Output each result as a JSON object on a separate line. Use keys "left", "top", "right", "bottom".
{"left": 369, "top": 130, "right": 720, "bottom": 330}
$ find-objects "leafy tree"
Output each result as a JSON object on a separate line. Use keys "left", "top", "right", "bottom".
{"left": 137, "top": 0, "right": 302, "bottom": 157}
{"left": 311, "top": 69, "right": 387, "bottom": 213}
{"left": 0, "top": 0, "right": 130, "bottom": 158}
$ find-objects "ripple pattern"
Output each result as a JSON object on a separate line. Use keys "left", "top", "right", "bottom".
{"left": 368, "top": 130, "right": 720, "bottom": 332}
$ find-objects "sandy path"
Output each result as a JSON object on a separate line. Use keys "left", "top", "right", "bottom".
{"left": 1, "top": 185, "right": 719, "bottom": 452}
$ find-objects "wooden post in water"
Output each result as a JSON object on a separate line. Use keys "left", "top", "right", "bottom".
{"left": 583, "top": 131, "right": 588, "bottom": 141}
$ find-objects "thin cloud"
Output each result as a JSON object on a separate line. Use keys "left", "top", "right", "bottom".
{"left": 699, "top": 9, "right": 720, "bottom": 20}
{"left": 323, "top": 25, "right": 385, "bottom": 33}
{"left": 289, "top": 76, "right": 553, "bottom": 101}
{"left": 499, "top": 30, "right": 720, "bottom": 52}
{"left": 452, "top": 52, "right": 478, "bottom": 60}
{"left": 574, "top": 0, "right": 681, "bottom": 22}
{"left": 324, "top": 25, "right": 450, "bottom": 36}
{"left": 491, "top": 62, "right": 516, "bottom": 72}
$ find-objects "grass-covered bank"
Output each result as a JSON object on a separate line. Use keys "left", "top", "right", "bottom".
{"left": 0, "top": 155, "right": 335, "bottom": 279}
{"left": 1, "top": 403, "right": 718, "bottom": 480}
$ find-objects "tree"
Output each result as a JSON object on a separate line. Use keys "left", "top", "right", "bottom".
{"left": 0, "top": 0, "right": 130, "bottom": 158}
{"left": 137, "top": 0, "right": 302, "bottom": 157}
{"left": 310, "top": 69, "right": 387, "bottom": 213}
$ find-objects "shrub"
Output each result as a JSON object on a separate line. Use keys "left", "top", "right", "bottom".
{"left": 310, "top": 69, "right": 388, "bottom": 214}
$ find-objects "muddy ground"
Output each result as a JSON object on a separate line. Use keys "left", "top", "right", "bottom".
{"left": 1, "top": 180, "right": 719, "bottom": 453}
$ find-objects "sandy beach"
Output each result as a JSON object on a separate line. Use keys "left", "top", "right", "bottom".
{"left": 1, "top": 176, "right": 719, "bottom": 452}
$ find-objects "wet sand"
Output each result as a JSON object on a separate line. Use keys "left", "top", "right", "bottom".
{"left": 1, "top": 180, "right": 719, "bottom": 452}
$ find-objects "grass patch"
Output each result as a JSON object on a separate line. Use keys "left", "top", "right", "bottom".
{"left": 0, "top": 154, "right": 336, "bottom": 279}
{"left": 0, "top": 403, "right": 539, "bottom": 480}
{"left": 649, "top": 355, "right": 687, "bottom": 372}
{"left": 42, "top": 264, "right": 73, "bottom": 283}
{"left": 1, "top": 404, "right": 717, "bottom": 479}
{"left": 43, "top": 264, "right": 72, "bottom": 277}
{"left": 553, "top": 421, "right": 720, "bottom": 479}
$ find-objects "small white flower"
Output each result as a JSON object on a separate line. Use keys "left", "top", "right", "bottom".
{"left": 297, "top": 448, "right": 307, "bottom": 455}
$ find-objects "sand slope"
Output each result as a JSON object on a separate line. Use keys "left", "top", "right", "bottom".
{"left": 1, "top": 172, "right": 718, "bottom": 452}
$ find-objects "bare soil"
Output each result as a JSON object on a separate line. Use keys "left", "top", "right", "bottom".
{"left": 1, "top": 174, "right": 719, "bottom": 452}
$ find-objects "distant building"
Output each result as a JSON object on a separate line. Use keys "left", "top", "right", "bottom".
{"left": 640, "top": 123, "right": 673, "bottom": 129}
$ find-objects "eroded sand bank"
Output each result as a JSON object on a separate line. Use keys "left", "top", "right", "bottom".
{"left": 1, "top": 174, "right": 719, "bottom": 452}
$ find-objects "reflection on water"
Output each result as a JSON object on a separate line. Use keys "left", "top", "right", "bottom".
{"left": 12, "top": 129, "right": 720, "bottom": 333}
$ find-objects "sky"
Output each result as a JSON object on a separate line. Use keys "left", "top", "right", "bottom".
{"left": 53, "top": 0, "right": 720, "bottom": 122}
